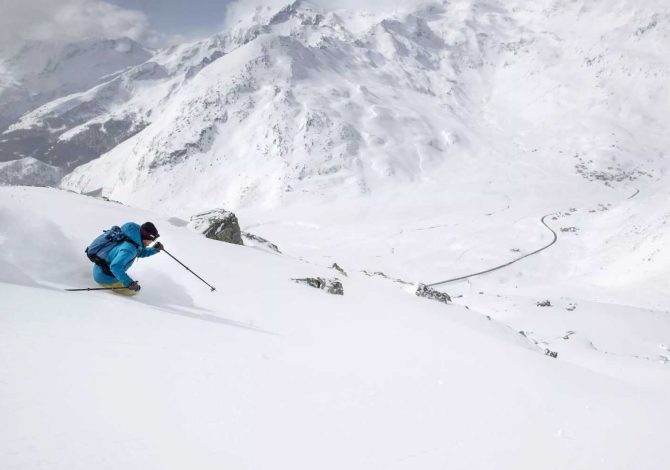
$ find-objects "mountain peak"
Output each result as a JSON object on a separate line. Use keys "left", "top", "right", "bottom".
{"left": 267, "top": 1, "right": 324, "bottom": 25}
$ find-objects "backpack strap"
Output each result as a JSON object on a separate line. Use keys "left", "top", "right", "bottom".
{"left": 85, "top": 225, "right": 141, "bottom": 276}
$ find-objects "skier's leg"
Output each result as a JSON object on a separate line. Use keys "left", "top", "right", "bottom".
{"left": 98, "top": 281, "right": 137, "bottom": 296}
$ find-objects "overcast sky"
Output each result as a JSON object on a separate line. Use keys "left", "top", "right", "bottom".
{"left": 0, "top": 0, "right": 233, "bottom": 56}
{"left": 109, "top": 0, "right": 232, "bottom": 38}
{"left": 0, "top": 0, "right": 411, "bottom": 57}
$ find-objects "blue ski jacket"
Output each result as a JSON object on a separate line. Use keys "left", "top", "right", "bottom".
{"left": 92, "top": 222, "right": 159, "bottom": 287}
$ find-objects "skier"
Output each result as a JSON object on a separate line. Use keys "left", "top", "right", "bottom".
{"left": 90, "top": 222, "right": 163, "bottom": 295}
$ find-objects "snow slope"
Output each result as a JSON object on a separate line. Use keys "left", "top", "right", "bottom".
{"left": 2, "top": 186, "right": 670, "bottom": 470}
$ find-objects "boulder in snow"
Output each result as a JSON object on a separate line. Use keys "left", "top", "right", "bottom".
{"left": 544, "top": 349, "right": 558, "bottom": 358}
{"left": 293, "top": 277, "right": 344, "bottom": 295}
{"left": 330, "top": 262, "right": 347, "bottom": 277}
{"left": 189, "top": 209, "right": 243, "bottom": 245}
{"left": 242, "top": 231, "right": 281, "bottom": 253}
{"left": 415, "top": 283, "right": 451, "bottom": 304}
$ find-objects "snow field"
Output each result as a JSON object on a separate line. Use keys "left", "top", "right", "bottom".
{"left": 1, "top": 186, "right": 670, "bottom": 469}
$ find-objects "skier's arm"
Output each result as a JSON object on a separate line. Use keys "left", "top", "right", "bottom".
{"left": 138, "top": 247, "right": 159, "bottom": 258}
{"left": 109, "top": 247, "right": 137, "bottom": 287}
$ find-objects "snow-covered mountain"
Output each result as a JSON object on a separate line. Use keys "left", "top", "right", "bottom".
{"left": 1, "top": 1, "right": 667, "bottom": 204}
{"left": 0, "top": 157, "right": 64, "bottom": 186}
{"left": 53, "top": 0, "right": 669, "bottom": 213}
{"left": 0, "top": 37, "right": 151, "bottom": 170}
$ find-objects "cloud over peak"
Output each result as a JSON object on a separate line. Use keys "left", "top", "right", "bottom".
{"left": 0, "top": 0, "right": 174, "bottom": 56}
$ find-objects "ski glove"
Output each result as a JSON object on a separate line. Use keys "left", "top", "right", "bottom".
{"left": 127, "top": 281, "right": 141, "bottom": 292}
{"left": 154, "top": 242, "right": 164, "bottom": 251}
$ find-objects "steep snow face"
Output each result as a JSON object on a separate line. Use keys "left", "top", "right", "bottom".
{"left": 2, "top": 186, "right": 670, "bottom": 470}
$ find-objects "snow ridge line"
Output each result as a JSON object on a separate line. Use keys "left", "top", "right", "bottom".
{"left": 427, "top": 213, "right": 558, "bottom": 287}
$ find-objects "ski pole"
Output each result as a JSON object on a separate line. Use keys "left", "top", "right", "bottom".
{"left": 161, "top": 248, "right": 216, "bottom": 292}
{"left": 65, "top": 287, "right": 128, "bottom": 292}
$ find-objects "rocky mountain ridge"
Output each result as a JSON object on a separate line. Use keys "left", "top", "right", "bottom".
{"left": 0, "top": 37, "right": 151, "bottom": 149}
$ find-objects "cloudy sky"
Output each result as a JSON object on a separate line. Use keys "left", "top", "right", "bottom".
{"left": 0, "top": 0, "right": 232, "bottom": 55}
{"left": 0, "top": 0, "right": 409, "bottom": 56}
{"left": 109, "top": 0, "right": 231, "bottom": 38}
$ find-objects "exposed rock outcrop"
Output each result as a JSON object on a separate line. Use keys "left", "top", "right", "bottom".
{"left": 293, "top": 277, "right": 344, "bottom": 295}
{"left": 330, "top": 263, "right": 347, "bottom": 277}
{"left": 415, "top": 283, "right": 451, "bottom": 304}
{"left": 189, "top": 209, "right": 243, "bottom": 245}
{"left": 544, "top": 349, "right": 558, "bottom": 358}
{"left": 242, "top": 231, "right": 281, "bottom": 253}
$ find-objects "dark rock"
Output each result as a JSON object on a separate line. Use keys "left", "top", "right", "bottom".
{"left": 293, "top": 277, "right": 344, "bottom": 295}
{"left": 1, "top": 114, "right": 147, "bottom": 169}
{"left": 295, "top": 277, "right": 324, "bottom": 289}
{"left": 536, "top": 300, "right": 552, "bottom": 307}
{"left": 189, "top": 209, "right": 243, "bottom": 245}
{"left": 242, "top": 231, "right": 281, "bottom": 253}
{"left": 330, "top": 263, "right": 347, "bottom": 276}
{"left": 544, "top": 348, "right": 558, "bottom": 358}
{"left": 415, "top": 283, "right": 451, "bottom": 304}
{"left": 361, "top": 269, "right": 411, "bottom": 285}
{"left": 562, "top": 331, "right": 576, "bottom": 340}
{"left": 325, "top": 279, "right": 344, "bottom": 295}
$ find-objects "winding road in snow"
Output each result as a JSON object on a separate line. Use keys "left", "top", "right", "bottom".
{"left": 428, "top": 185, "right": 642, "bottom": 287}
{"left": 628, "top": 188, "right": 640, "bottom": 199}
{"left": 427, "top": 213, "right": 558, "bottom": 287}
